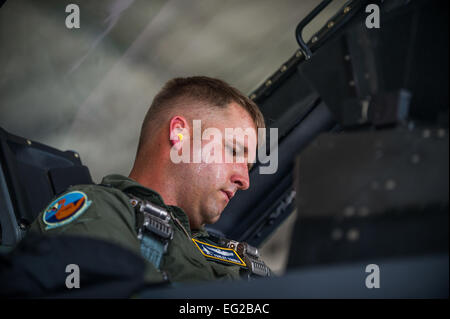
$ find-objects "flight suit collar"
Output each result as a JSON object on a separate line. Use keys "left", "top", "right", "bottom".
{"left": 100, "top": 174, "right": 209, "bottom": 239}
{"left": 101, "top": 174, "right": 166, "bottom": 206}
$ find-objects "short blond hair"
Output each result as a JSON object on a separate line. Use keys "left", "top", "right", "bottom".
{"left": 137, "top": 76, "right": 265, "bottom": 153}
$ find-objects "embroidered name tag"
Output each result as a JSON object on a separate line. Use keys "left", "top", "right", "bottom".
{"left": 192, "top": 238, "right": 246, "bottom": 267}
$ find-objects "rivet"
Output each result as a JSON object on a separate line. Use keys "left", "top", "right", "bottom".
{"left": 344, "top": 6, "right": 351, "bottom": 14}
{"left": 74, "top": 153, "right": 79, "bottom": 158}
{"left": 358, "top": 206, "right": 370, "bottom": 217}
{"left": 344, "top": 55, "right": 350, "bottom": 61}
{"left": 280, "top": 65, "right": 287, "bottom": 72}
{"left": 437, "top": 129, "right": 446, "bottom": 138}
{"left": 349, "top": 80, "right": 355, "bottom": 86}
{"left": 295, "top": 50, "right": 303, "bottom": 58}
{"left": 26, "top": 140, "right": 32, "bottom": 145}
{"left": 347, "top": 228, "right": 359, "bottom": 241}
{"left": 311, "top": 36, "right": 318, "bottom": 43}
{"left": 385, "top": 179, "right": 396, "bottom": 191}
{"left": 411, "top": 154, "right": 420, "bottom": 164}
{"left": 331, "top": 228, "right": 343, "bottom": 240}
{"left": 327, "top": 21, "right": 334, "bottom": 28}
{"left": 422, "top": 129, "right": 431, "bottom": 138}
{"left": 343, "top": 206, "right": 355, "bottom": 217}
{"left": 250, "top": 94, "right": 256, "bottom": 100}
{"left": 265, "top": 80, "right": 272, "bottom": 87}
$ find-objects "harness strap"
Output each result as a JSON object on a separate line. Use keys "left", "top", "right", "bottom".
{"left": 127, "top": 195, "right": 173, "bottom": 270}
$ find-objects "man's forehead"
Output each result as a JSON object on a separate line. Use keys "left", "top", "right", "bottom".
{"left": 224, "top": 128, "right": 257, "bottom": 145}
{"left": 191, "top": 102, "right": 258, "bottom": 148}
{"left": 224, "top": 102, "right": 257, "bottom": 125}
{"left": 201, "top": 108, "right": 257, "bottom": 137}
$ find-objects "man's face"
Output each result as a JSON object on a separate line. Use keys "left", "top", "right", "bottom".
{"left": 176, "top": 102, "right": 257, "bottom": 229}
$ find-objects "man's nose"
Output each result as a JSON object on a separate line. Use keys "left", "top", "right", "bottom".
{"left": 230, "top": 163, "right": 250, "bottom": 190}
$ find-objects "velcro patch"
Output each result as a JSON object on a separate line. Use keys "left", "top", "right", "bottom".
{"left": 43, "top": 191, "right": 92, "bottom": 230}
{"left": 192, "top": 238, "right": 246, "bottom": 267}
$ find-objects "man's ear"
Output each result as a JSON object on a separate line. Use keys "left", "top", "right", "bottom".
{"left": 169, "top": 116, "right": 189, "bottom": 150}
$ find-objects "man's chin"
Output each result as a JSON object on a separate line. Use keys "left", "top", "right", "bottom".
{"left": 205, "top": 211, "right": 223, "bottom": 225}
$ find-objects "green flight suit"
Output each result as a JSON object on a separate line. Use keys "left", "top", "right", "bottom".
{"left": 29, "top": 174, "right": 241, "bottom": 284}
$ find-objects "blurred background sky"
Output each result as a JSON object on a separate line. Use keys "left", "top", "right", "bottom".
{"left": 0, "top": 0, "right": 347, "bottom": 273}
{"left": 0, "top": 0, "right": 347, "bottom": 181}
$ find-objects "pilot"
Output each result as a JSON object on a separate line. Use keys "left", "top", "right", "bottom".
{"left": 27, "top": 76, "right": 270, "bottom": 287}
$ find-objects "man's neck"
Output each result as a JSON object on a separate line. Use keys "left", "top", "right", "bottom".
{"left": 129, "top": 165, "right": 178, "bottom": 207}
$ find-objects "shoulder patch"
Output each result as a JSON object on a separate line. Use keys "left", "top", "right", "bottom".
{"left": 192, "top": 238, "right": 246, "bottom": 267}
{"left": 43, "top": 191, "right": 92, "bottom": 230}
